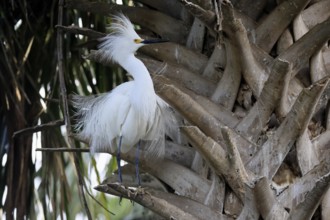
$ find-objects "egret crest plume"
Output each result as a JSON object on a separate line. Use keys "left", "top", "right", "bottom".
{"left": 97, "top": 14, "right": 143, "bottom": 64}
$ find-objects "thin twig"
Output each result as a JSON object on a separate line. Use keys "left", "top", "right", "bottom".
{"left": 56, "top": 25, "right": 105, "bottom": 38}
{"left": 85, "top": 188, "right": 115, "bottom": 215}
{"left": 57, "top": 0, "right": 92, "bottom": 218}
{"left": 36, "top": 148, "right": 90, "bottom": 152}
{"left": 42, "top": 97, "right": 60, "bottom": 103}
{"left": 13, "top": 120, "right": 64, "bottom": 138}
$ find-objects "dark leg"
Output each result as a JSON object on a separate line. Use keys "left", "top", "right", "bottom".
{"left": 117, "top": 135, "right": 123, "bottom": 183}
{"left": 135, "top": 140, "right": 141, "bottom": 186}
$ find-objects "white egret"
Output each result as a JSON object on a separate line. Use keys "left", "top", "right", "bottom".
{"left": 72, "top": 14, "right": 175, "bottom": 185}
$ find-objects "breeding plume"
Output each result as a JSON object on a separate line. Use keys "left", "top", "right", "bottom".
{"left": 72, "top": 14, "right": 174, "bottom": 184}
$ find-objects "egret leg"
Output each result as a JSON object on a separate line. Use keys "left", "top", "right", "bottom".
{"left": 135, "top": 140, "right": 141, "bottom": 186}
{"left": 117, "top": 135, "right": 123, "bottom": 183}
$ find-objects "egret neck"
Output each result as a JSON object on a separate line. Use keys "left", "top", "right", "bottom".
{"left": 119, "top": 54, "right": 157, "bottom": 118}
{"left": 120, "top": 54, "right": 154, "bottom": 89}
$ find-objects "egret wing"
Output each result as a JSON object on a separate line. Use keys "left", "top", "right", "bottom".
{"left": 72, "top": 82, "right": 134, "bottom": 153}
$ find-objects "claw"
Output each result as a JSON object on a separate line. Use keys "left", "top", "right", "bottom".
{"left": 132, "top": 186, "right": 151, "bottom": 198}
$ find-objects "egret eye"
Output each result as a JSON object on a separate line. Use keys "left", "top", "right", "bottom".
{"left": 134, "top": 38, "right": 143, "bottom": 44}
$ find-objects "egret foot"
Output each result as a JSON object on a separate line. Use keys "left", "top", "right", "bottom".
{"left": 129, "top": 186, "right": 150, "bottom": 199}
{"left": 136, "top": 186, "right": 150, "bottom": 196}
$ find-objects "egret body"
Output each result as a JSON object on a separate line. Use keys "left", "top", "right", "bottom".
{"left": 72, "top": 14, "right": 174, "bottom": 184}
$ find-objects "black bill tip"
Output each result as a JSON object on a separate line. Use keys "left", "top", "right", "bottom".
{"left": 141, "top": 39, "right": 169, "bottom": 44}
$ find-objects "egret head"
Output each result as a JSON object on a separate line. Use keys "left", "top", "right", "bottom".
{"left": 98, "top": 14, "right": 167, "bottom": 64}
